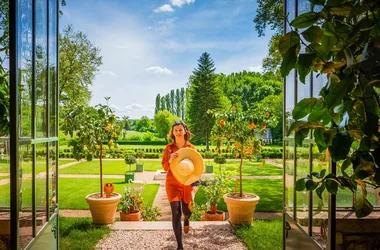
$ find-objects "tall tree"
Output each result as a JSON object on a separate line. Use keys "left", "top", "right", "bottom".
{"left": 187, "top": 52, "right": 224, "bottom": 150}
{"left": 180, "top": 88, "right": 185, "bottom": 120}
{"left": 59, "top": 25, "right": 102, "bottom": 108}
{"left": 160, "top": 95, "right": 166, "bottom": 111}
{"left": 165, "top": 94, "right": 170, "bottom": 113}
{"left": 262, "top": 35, "right": 282, "bottom": 75}
{"left": 155, "top": 94, "right": 161, "bottom": 114}
{"left": 175, "top": 89, "right": 181, "bottom": 117}
{"left": 170, "top": 89, "right": 175, "bottom": 114}
{"left": 254, "top": 0, "right": 283, "bottom": 37}
{"left": 154, "top": 110, "right": 178, "bottom": 143}
{"left": 135, "top": 116, "right": 153, "bottom": 132}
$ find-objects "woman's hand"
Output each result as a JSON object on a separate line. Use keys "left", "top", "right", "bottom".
{"left": 169, "top": 152, "right": 178, "bottom": 163}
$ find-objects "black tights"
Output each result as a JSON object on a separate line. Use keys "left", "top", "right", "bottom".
{"left": 170, "top": 201, "right": 192, "bottom": 249}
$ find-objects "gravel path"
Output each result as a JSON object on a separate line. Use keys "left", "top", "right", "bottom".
{"left": 95, "top": 226, "right": 247, "bottom": 250}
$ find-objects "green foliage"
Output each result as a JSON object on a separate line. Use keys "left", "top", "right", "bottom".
{"left": 154, "top": 110, "right": 178, "bottom": 140}
{"left": 60, "top": 101, "right": 119, "bottom": 196}
{"left": 188, "top": 52, "right": 225, "bottom": 149}
{"left": 59, "top": 25, "right": 102, "bottom": 108}
{"left": 213, "top": 155, "right": 226, "bottom": 165}
{"left": 141, "top": 205, "right": 162, "bottom": 221}
{"left": 280, "top": 0, "right": 380, "bottom": 217}
{"left": 134, "top": 116, "right": 153, "bottom": 132}
{"left": 0, "top": 66, "right": 9, "bottom": 136}
{"left": 124, "top": 155, "right": 136, "bottom": 171}
{"left": 203, "top": 172, "right": 233, "bottom": 207}
{"left": 117, "top": 185, "right": 144, "bottom": 214}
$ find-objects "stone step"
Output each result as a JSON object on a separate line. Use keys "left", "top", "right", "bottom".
{"left": 111, "top": 220, "right": 230, "bottom": 230}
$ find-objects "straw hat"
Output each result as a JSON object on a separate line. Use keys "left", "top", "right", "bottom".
{"left": 170, "top": 148, "right": 204, "bottom": 185}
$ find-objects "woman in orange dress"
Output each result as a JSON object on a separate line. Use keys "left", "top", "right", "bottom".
{"left": 162, "top": 120, "right": 199, "bottom": 250}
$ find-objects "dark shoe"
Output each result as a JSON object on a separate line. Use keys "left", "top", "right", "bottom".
{"left": 183, "top": 225, "right": 189, "bottom": 234}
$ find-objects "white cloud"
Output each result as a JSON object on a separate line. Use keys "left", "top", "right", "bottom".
{"left": 145, "top": 66, "right": 173, "bottom": 75}
{"left": 170, "top": 0, "right": 195, "bottom": 8}
{"left": 154, "top": 4, "right": 174, "bottom": 13}
{"left": 109, "top": 104, "right": 124, "bottom": 112}
{"left": 125, "top": 103, "right": 145, "bottom": 111}
{"left": 99, "top": 70, "right": 120, "bottom": 78}
{"left": 248, "top": 65, "right": 263, "bottom": 73}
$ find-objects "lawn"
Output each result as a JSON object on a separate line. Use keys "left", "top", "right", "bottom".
{"left": 0, "top": 175, "right": 8, "bottom": 181}
{"left": 59, "top": 159, "right": 283, "bottom": 176}
{"left": 59, "top": 178, "right": 159, "bottom": 209}
{"left": 195, "top": 179, "right": 283, "bottom": 212}
{"left": 236, "top": 219, "right": 282, "bottom": 250}
{"left": 60, "top": 217, "right": 111, "bottom": 250}
{"left": 0, "top": 159, "right": 76, "bottom": 174}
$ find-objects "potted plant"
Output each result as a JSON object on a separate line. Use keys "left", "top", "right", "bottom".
{"left": 203, "top": 172, "right": 233, "bottom": 221}
{"left": 211, "top": 106, "right": 276, "bottom": 226}
{"left": 124, "top": 154, "right": 136, "bottom": 182}
{"left": 118, "top": 185, "right": 143, "bottom": 221}
{"left": 279, "top": 0, "right": 380, "bottom": 218}
{"left": 135, "top": 149, "right": 145, "bottom": 172}
{"left": 204, "top": 150, "right": 214, "bottom": 173}
{"left": 61, "top": 100, "right": 121, "bottom": 224}
{"left": 213, "top": 155, "right": 226, "bottom": 173}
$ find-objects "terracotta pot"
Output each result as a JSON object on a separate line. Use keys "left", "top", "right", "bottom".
{"left": 86, "top": 193, "right": 121, "bottom": 225}
{"left": 103, "top": 183, "right": 114, "bottom": 198}
{"left": 205, "top": 210, "right": 225, "bottom": 221}
{"left": 210, "top": 204, "right": 217, "bottom": 213}
{"left": 223, "top": 192, "right": 260, "bottom": 226}
{"left": 120, "top": 211, "right": 141, "bottom": 221}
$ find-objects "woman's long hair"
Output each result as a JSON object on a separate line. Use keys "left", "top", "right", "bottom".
{"left": 169, "top": 120, "right": 192, "bottom": 142}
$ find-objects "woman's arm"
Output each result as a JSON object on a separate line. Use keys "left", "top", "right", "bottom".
{"left": 161, "top": 145, "right": 171, "bottom": 172}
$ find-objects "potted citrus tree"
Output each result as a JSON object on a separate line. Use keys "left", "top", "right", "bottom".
{"left": 61, "top": 100, "right": 121, "bottom": 224}
{"left": 203, "top": 172, "right": 233, "bottom": 221}
{"left": 118, "top": 185, "right": 143, "bottom": 221}
{"left": 135, "top": 149, "right": 145, "bottom": 172}
{"left": 124, "top": 154, "right": 136, "bottom": 182}
{"left": 213, "top": 155, "right": 226, "bottom": 173}
{"left": 211, "top": 106, "right": 276, "bottom": 226}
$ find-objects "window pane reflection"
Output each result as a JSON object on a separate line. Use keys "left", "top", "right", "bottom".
{"left": 19, "top": 144, "right": 33, "bottom": 249}
{"left": 285, "top": 139, "right": 295, "bottom": 216}
{"left": 49, "top": 142, "right": 57, "bottom": 218}
{"left": 49, "top": 0, "right": 57, "bottom": 137}
{"left": 35, "top": 143, "right": 47, "bottom": 234}
{"left": 0, "top": 139, "right": 10, "bottom": 249}
{"left": 35, "top": 0, "right": 48, "bottom": 138}
{"left": 285, "top": 70, "right": 295, "bottom": 134}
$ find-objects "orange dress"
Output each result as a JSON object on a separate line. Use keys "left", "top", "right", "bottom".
{"left": 162, "top": 141, "right": 195, "bottom": 205}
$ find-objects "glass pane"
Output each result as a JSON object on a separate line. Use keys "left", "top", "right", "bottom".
{"left": 285, "top": 0, "right": 295, "bottom": 32}
{"left": 35, "top": 143, "right": 47, "bottom": 234}
{"left": 0, "top": 139, "right": 10, "bottom": 249}
{"left": 285, "top": 139, "right": 295, "bottom": 216}
{"left": 49, "top": 0, "right": 57, "bottom": 137}
{"left": 49, "top": 142, "right": 57, "bottom": 218}
{"left": 35, "top": 0, "right": 48, "bottom": 138}
{"left": 285, "top": 70, "right": 295, "bottom": 134}
{"left": 312, "top": 73, "right": 327, "bottom": 98}
{"left": 297, "top": 74, "right": 311, "bottom": 122}
{"left": 311, "top": 144, "right": 328, "bottom": 248}
{"left": 335, "top": 160, "right": 354, "bottom": 208}
{"left": 295, "top": 142, "right": 310, "bottom": 233}
{"left": 298, "top": 0, "right": 311, "bottom": 15}
{"left": 18, "top": 0, "right": 33, "bottom": 138}
{"left": 19, "top": 144, "right": 33, "bottom": 249}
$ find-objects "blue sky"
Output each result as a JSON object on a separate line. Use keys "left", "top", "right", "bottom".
{"left": 61, "top": 0, "right": 274, "bottom": 119}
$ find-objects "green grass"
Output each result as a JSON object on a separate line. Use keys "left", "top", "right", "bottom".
{"left": 0, "top": 159, "right": 75, "bottom": 174}
{"left": 59, "top": 217, "right": 111, "bottom": 250}
{"left": 195, "top": 179, "right": 283, "bottom": 212}
{"left": 236, "top": 219, "right": 282, "bottom": 250}
{"left": 59, "top": 159, "right": 282, "bottom": 176}
{"left": 0, "top": 175, "right": 8, "bottom": 181}
{"left": 59, "top": 159, "right": 76, "bottom": 165}
{"left": 59, "top": 178, "right": 159, "bottom": 209}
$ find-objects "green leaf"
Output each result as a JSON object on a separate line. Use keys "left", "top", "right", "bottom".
{"left": 295, "top": 129, "right": 309, "bottom": 146}
{"left": 308, "top": 108, "right": 330, "bottom": 124}
{"left": 355, "top": 193, "right": 373, "bottom": 218}
{"left": 374, "top": 168, "right": 380, "bottom": 185}
{"left": 359, "top": 136, "right": 371, "bottom": 152}
{"left": 325, "top": 78, "right": 350, "bottom": 110}
{"left": 311, "top": 169, "right": 326, "bottom": 178}
{"left": 296, "top": 53, "right": 317, "bottom": 83}
{"left": 293, "top": 97, "right": 317, "bottom": 119}
{"left": 309, "top": 0, "right": 325, "bottom": 5}
{"left": 328, "top": 132, "right": 353, "bottom": 162}
{"left": 290, "top": 12, "right": 319, "bottom": 29}
{"left": 325, "top": 179, "right": 339, "bottom": 195}
{"left": 295, "top": 178, "right": 306, "bottom": 191}
{"left": 341, "top": 157, "right": 351, "bottom": 173}
{"left": 287, "top": 121, "right": 307, "bottom": 136}
{"left": 280, "top": 45, "right": 299, "bottom": 77}
{"left": 322, "top": 22, "right": 335, "bottom": 36}
{"left": 305, "top": 179, "right": 319, "bottom": 191}
{"left": 302, "top": 26, "right": 324, "bottom": 43}
{"left": 321, "top": 35, "right": 337, "bottom": 53}
{"left": 329, "top": 3, "right": 354, "bottom": 16}
{"left": 315, "top": 182, "right": 326, "bottom": 200}
{"left": 279, "top": 31, "right": 300, "bottom": 56}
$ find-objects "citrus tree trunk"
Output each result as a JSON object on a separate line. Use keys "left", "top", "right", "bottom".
{"left": 100, "top": 142, "right": 103, "bottom": 197}
{"left": 240, "top": 143, "right": 243, "bottom": 197}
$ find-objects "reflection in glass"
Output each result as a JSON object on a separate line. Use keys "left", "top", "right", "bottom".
{"left": 312, "top": 73, "right": 327, "bottom": 98}
{"left": 285, "top": 0, "right": 295, "bottom": 33}
{"left": 295, "top": 143, "right": 310, "bottom": 233}
{"left": 0, "top": 140, "right": 10, "bottom": 249}
{"left": 298, "top": 74, "right": 311, "bottom": 123}
{"left": 311, "top": 144, "right": 328, "bottom": 249}
{"left": 35, "top": 0, "right": 48, "bottom": 138}
{"left": 285, "top": 70, "right": 295, "bottom": 134}
{"left": 49, "top": 0, "right": 57, "bottom": 137}
{"left": 298, "top": 0, "right": 311, "bottom": 15}
{"left": 35, "top": 143, "right": 47, "bottom": 234}
{"left": 285, "top": 139, "right": 295, "bottom": 216}
{"left": 18, "top": 0, "right": 33, "bottom": 138}
{"left": 49, "top": 142, "right": 57, "bottom": 218}
{"left": 19, "top": 145, "right": 33, "bottom": 249}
